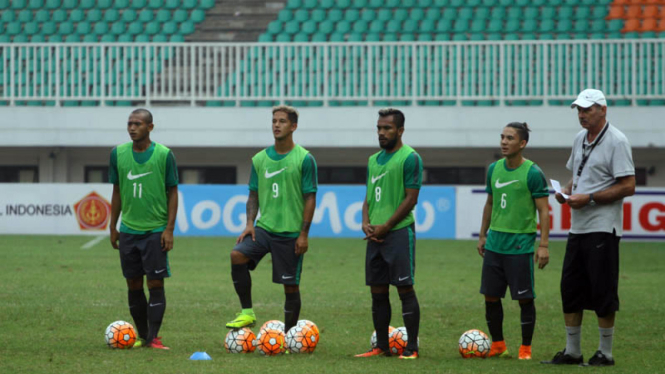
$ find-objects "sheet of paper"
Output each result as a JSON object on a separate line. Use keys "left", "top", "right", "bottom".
{"left": 550, "top": 179, "right": 569, "bottom": 199}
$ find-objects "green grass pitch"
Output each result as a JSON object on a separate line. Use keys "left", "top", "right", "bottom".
{"left": 0, "top": 236, "right": 662, "bottom": 373}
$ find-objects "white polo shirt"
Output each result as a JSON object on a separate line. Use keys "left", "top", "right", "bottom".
{"left": 566, "top": 122, "right": 635, "bottom": 236}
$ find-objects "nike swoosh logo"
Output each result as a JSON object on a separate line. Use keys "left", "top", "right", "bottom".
{"left": 596, "top": 243, "right": 605, "bottom": 249}
{"left": 402, "top": 312, "right": 414, "bottom": 316}
{"left": 518, "top": 289, "right": 529, "bottom": 295}
{"left": 371, "top": 172, "right": 388, "bottom": 184}
{"left": 282, "top": 275, "right": 294, "bottom": 279}
{"left": 265, "top": 167, "right": 287, "bottom": 178}
{"left": 398, "top": 276, "right": 410, "bottom": 281}
{"left": 602, "top": 334, "right": 613, "bottom": 338}
{"left": 155, "top": 269, "right": 166, "bottom": 274}
{"left": 149, "top": 303, "right": 164, "bottom": 307}
{"left": 127, "top": 170, "right": 153, "bottom": 180}
{"left": 495, "top": 179, "right": 519, "bottom": 189}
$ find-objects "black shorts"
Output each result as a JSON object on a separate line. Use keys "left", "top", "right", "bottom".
{"left": 480, "top": 250, "right": 535, "bottom": 300}
{"left": 561, "top": 230, "right": 620, "bottom": 317}
{"left": 366, "top": 224, "right": 416, "bottom": 287}
{"left": 119, "top": 232, "right": 170, "bottom": 280}
{"left": 233, "top": 227, "right": 304, "bottom": 285}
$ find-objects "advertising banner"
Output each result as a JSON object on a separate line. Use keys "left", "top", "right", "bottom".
{"left": 456, "top": 187, "right": 665, "bottom": 240}
{"left": 0, "top": 184, "right": 457, "bottom": 239}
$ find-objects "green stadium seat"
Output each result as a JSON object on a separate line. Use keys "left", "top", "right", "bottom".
{"left": 294, "top": 9, "right": 308, "bottom": 22}
{"left": 420, "top": 19, "right": 435, "bottom": 32}
{"left": 51, "top": 9, "right": 67, "bottom": 22}
{"left": 162, "top": 21, "right": 177, "bottom": 35}
{"left": 384, "top": 0, "right": 399, "bottom": 6}
{"left": 470, "top": 20, "right": 485, "bottom": 33}
{"left": 524, "top": 7, "right": 538, "bottom": 20}
{"left": 482, "top": 0, "right": 497, "bottom": 5}
{"left": 368, "top": 20, "right": 382, "bottom": 33}
{"left": 28, "top": 0, "right": 43, "bottom": 8}
{"left": 304, "top": 0, "right": 320, "bottom": 7}
{"left": 104, "top": 9, "right": 120, "bottom": 22}
{"left": 10, "top": 0, "right": 25, "bottom": 8}
{"left": 173, "top": 9, "right": 188, "bottom": 22}
{"left": 490, "top": 7, "right": 505, "bottom": 19}
{"left": 352, "top": 20, "right": 367, "bottom": 33}
{"left": 80, "top": 0, "right": 94, "bottom": 8}
{"left": 417, "top": 33, "right": 432, "bottom": 41}
{"left": 360, "top": 9, "right": 374, "bottom": 22}
{"left": 97, "top": 0, "right": 112, "bottom": 8}
{"left": 345, "top": 9, "right": 360, "bottom": 22}
{"left": 87, "top": 9, "right": 102, "bottom": 22}
{"left": 574, "top": 6, "right": 590, "bottom": 20}
{"left": 24, "top": 21, "right": 39, "bottom": 35}
{"left": 76, "top": 21, "right": 92, "bottom": 35}
{"left": 557, "top": 19, "right": 572, "bottom": 33}
{"left": 394, "top": 9, "right": 408, "bottom": 21}
{"left": 505, "top": 19, "right": 520, "bottom": 32}
{"left": 540, "top": 19, "right": 555, "bottom": 33}
{"left": 386, "top": 20, "right": 400, "bottom": 33}
{"left": 469, "top": 33, "right": 484, "bottom": 41}
{"left": 285, "top": 0, "right": 301, "bottom": 8}
{"left": 607, "top": 20, "right": 623, "bottom": 32}
{"left": 329, "top": 33, "right": 344, "bottom": 41}
{"left": 311, "top": 9, "right": 326, "bottom": 22}
{"left": 591, "top": 6, "right": 607, "bottom": 19}
{"left": 93, "top": 22, "right": 109, "bottom": 35}
{"left": 138, "top": 9, "right": 153, "bottom": 22}
{"left": 311, "top": 33, "right": 327, "bottom": 41}
{"left": 59, "top": 21, "right": 75, "bottom": 35}
{"left": 111, "top": 21, "right": 126, "bottom": 35}
{"left": 122, "top": 10, "right": 138, "bottom": 22}
{"left": 458, "top": 8, "right": 473, "bottom": 20}
{"left": 436, "top": 19, "right": 452, "bottom": 32}
{"left": 574, "top": 20, "right": 589, "bottom": 33}
{"left": 82, "top": 34, "right": 96, "bottom": 42}
{"left": 285, "top": 21, "right": 300, "bottom": 34}
{"left": 507, "top": 8, "right": 521, "bottom": 20}
{"left": 475, "top": 7, "right": 490, "bottom": 19}
{"left": 13, "top": 35, "right": 28, "bottom": 43}
{"left": 278, "top": 10, "right": 292, "bottom": 22}
{"left": 18, "top": 9, "right": 32, "bottom": 22}
{"left": 128, "top": 22, "right": 143, "bottom": 35}
{"left": 504, "top": 33, "right": 519, "bottom": 40}
{"left": 383, "top": 33, "right": 398, "bottom": 41}
{"left": 34, "top": 9, "right": 49, "bottom": 22}
{"left": 365, "top": 32, "right": 380, "bottom": 41}
{"left": 48, "top": 35, "right": 63, "bottom": 42}
{"left": 318, "top": 20, "right": 333, "bottom": 34}
{"left": 347, "top": 33, "right": 362, "bottom": 41}
{"left": 31, "top": 34, "right": 45, "bottom": 42}
{"left": 302, "top": 20, "right": 317, "bottom": 34}
{"left": 453, "top": 20, "right": 468, "bottom": 33}
{"left": 558, "top": 6, "right": 573, "bottom": 19}
{"left": 275, "top": 33, "right": 291, "bottom": 41}
{"left": 400, "top": 33, "right": 415, "bottom": 41}
{"left": 486, "top": 33, "right": 502, "bottom": 40}
{"left": 164, "top": 0, "right": 179, "bottom": 9}
{"left": 487, "top": 19, "right": 502, "bottom": 33}
{"left": 410, "top": 8, "right": 425, "bottom": 21}
{"left": 65, "top": 34, "right": 80, "bottom": 42}
{"left": 329, "top": 9, "right": 343, "bottom": 22}
{"left": 169, "top": 34, "right": 184, "bottom": 42}
{"left": 425, "top": 8, "right": 440, "bottom": 21}
{"left": 452, "top": 33, "right": 467, "bottom": 41}
{"left": 62, "top": 0, "right": 77, "bottom": 8}
{"left": 42, "top": 21, "right": 57, "bottom": 34}
{"left": 403, "top": 20, "right": 418, "bottom": 33}
{"left": 152, "top": 34, "right": 167, "bottom": 41}
{"left": 400, "top": 0, "right": 415, "bottom": 7}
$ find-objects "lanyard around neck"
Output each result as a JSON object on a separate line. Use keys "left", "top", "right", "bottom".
{"left": 576, "top": 123, "right": 609, "bottom": 178}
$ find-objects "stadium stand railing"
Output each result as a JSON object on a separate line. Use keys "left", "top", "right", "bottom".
{"left": 1, "top": 40, "right": 664, "bottom": 107}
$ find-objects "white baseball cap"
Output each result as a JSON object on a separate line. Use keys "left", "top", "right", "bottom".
{"left": 571, "top": 88, "right": 607, "bottom": 108}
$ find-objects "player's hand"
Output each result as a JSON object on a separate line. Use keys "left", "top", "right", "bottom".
{"left": 110, "top": 228, "right": 119, "bottom": 250}
{"left": 477, "top": 236, "right": 486, "bottom": 257}
{"left": 237, "top": 225, "right": 255, "bottom": 244}
{"left": 567, "top": 193, "right": 590, "bottom": 209}
{"left": 295, "top": 234, "right": 308, "bottom": 256}
{"left": 161, "top": 229, "right": 174, "bottom": 252}
{"left": 555, "top": 192, "right": 568, "bottom": 204}
{"left": 364, "top": 224, "right": 389, "bottom": 243}
{"left": 362, "top": 221, "right": 374, "bottom": 237}
{"left": 535, "top": 245, "right": 549, "bottom": 269}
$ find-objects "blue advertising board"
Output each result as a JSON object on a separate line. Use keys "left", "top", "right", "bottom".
{"left": 174, "top": 185, "right": 456, "bottom": 239}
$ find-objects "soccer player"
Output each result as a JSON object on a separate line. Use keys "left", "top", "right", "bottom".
{"left": 355, "top": 108, "right": 423, "bottom": 359}
{"left": 543, "top": 89, "right": 635, "bottom": 366}
{"left": 109, "top": 108, "right": 178, "bottom": 350}
{"left": 477, "top": 122, "right": 550, "bottom": 361}
{"left": 226, "top": 106, "right": 317, "bottom": 334}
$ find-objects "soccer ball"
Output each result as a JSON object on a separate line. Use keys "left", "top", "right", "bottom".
{"left": 260, "top": 320, "right": 285, "bottom": 333}
{"left": 389, "top": 327, "right": 419, "bottom": 356}
{"left": 285, "top": 325, "right": 318, "bottom": 354}
{"left": 225, "top": 327, "right": 256, "bottom": 354}
{"left": 370, "top": 326, "right": 395, "bottom": 349}
{"left": 104, "top": 320, "right": 136, "bottom": 349}
{"left": 458, "top": 329, "right": 491, "bottom": 358}
{"left": 254, "top": 328, "right": 285, "bottom": 356}
{"left": 296, "top": 319, "right": 320, "bottom": 341}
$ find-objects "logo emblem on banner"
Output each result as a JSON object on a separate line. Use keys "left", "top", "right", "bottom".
{"left": 74, "top": 191, "right": 111, "bottom": 230}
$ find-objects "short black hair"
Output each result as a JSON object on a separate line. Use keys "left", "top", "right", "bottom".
{"left": 272, "top": 105, "right": 299, "bottom": 124}
{"left": 506, "top": 122, "right": 530, "bottom": 143}
{"left": 378, "top": 108, "right": 405, "bottom": 128}
{"left": 131, "top": 108, "right": 153, "bottom": 124}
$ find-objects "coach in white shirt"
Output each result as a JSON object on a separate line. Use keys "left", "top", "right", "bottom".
{"left": 542, "top": 89, "right": 635, "bottom": 367}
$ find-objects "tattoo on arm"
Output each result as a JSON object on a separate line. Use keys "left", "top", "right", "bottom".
{"left": 301, "top": 220, "right": 312, "bottom": 233}
{"left": 246, "top": 191, "right": 259, "bottom": 224}
{"left": 301, "top": 192, "right": 316, "bottom": 234}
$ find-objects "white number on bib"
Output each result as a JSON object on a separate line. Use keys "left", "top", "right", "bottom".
{"left": 500, "top": 193, "right": 507, "bottom": 209}
{"left": 272, "top": 183, "right": 279, "bottom": 198}
{"left": 375, "top": 186, "right": 381, "bottom": 202}
{"left": 133, "top": 183, "right": 143, "bottom": 198}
